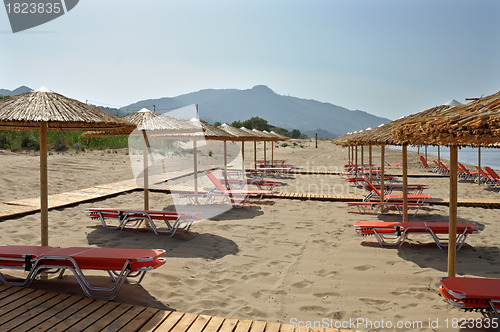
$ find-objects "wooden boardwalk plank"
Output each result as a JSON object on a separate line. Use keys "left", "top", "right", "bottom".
{"left": 202, "top": 315, "right": 226, "bottom": 332}
{"left": 0, "top": 293, "right": 70, "bottom": 331}
{"left": 170, "top": 312, "right": 199, "bottom": 332}
{"left": 66, "top": 301, "right": 122, "bottom": 332}
{"left": 137, "top": 310, "right": 172, "bottom": 332}
{"left": 17, "top": 294, "right": 82, "bottom": 331}
{"left": 279, "top": 323, "right": 295, "bottom": 332}
{"left": 0, "top": 290, "right": 58, "bottom": 326}
{"left": 81, "top": 302, "right": 134, "bottom": 332}
{"left": 103, "top": 305, "right": 146, "bottom": 332}
{"left": 0, "top": 288, "right": 45, "bottom": 320}
{"left": 118, "top": 306, "right": 161, "bottom": 332}
{"left": 155, "top": 310, "right": 185, "bottom": 332}
{"left": 45, "top": 298, "right": 106, "bottom": 331}
{"left": 185, "top": 314, "right": 212, "bottom": 332}
{"left": 249, "top": 320, "right": 267, "bottom": 332}
{"left": 219, "top": 318, "right": 239, "bottom": 332}
{"left": 234, "top": 319, "right": 253, "bottom": 332}
{"left": 264, "top": 322, "right": 281, "bottom": 332}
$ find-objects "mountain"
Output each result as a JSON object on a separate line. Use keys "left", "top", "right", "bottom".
{"left": 121, "top": 85, "right": 390, "bottom": 137}
{"left": 0, "top": 86, "right": 33, "bottom": 97}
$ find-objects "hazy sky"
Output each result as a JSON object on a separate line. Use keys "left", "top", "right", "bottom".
{"left": 1, "top": 0, "right": 499, "bottom": 120}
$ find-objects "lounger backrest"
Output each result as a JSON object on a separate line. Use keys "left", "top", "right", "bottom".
{"left": 433, "top": 160, "right": 440, "bottom": 167}
{"left": 362, "top": 176, "right": 381, "bottom": 197}
{"left": 438, "top": 160, "right": 448, "bottom": 169}
{"left": 420, "top": 156, "right": 429, "bottom": 168}
{"left": 458, "top": 162, "right": 468, "bottom": 174}
{"left": 205, "top": 170, "right": 229, "bottom": 192}
{"left": 475, "top": 166, "right": 491, "bottom": 179}
{"left": 485, "top": 166, "right": 500, "bottom": 180}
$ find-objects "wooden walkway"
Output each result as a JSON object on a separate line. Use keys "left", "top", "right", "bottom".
{"left": 0, "top": 285, "right": 357, "bottom": 332}
{"left": 2, "top": 177, "right": 500, "bottom": 221}
{"left": 0, "top": 179, "right": 139, "bottom": 220}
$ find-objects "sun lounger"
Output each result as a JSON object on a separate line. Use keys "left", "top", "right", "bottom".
{"left": 384, "top": 160, "right": 402, "bottom": 167}
{"left": 457, "top": 163, "right": 478, "bottom": 181}
{"left": 440, "top": 277, "right": 500, "bottom": 319}
{"left": 87, "top": 208, "right": 202, "bottom": 236}
{"left": 345, "top": 201, "right": 429, "bottom": 216}
{"left": 353, "top": 221, "right": 478, "bottom": 249}
{"left": 361, "top": 183, "right": 428, "bottom": 195}
{"left": 361, "top": 176, "right": 431, "bottom": 202}
{"left": 0, "top": 245, "right": 166, "bottom": 300}
{"left": 434, "top": 160, "right": 450, "bottom": 174}
{"left": 220, "top": 178, "right": 284, "bottom": 191}
{"left": 246, "top": 167, "right": 292, "bottom": 178}
{"left": 485, "top": 167, "right": 500, "bottom": 187}
{"left": 475, "top": 166, "right": 494, "bottom": 184}
{"left": 419, "top": 156, "right": 432, "bottom": 170}
{"left": 180, "top": 171, "right": 272, "bottom": 207}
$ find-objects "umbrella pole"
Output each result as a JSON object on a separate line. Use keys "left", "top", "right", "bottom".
{"left": 254, "top": 141, "right": 257, "bottom": 169}
{"left": 478, "top": 147, "right": 481, "bottom": 185}
{"left": 272, "top": 141, "right": 274, "bottom": 164}
{"left": 193, "top": 140, "right": 198, "bottom": 196}
{"left": 438, "top": 146, "right": 440, "bottom": 162}
{"left": 369, "top": 145, "right": 373, "bottom": 183}
{"left": 448, "top": 146, "right": 458, "bottom": 277}
{"left": 224, "top": 140, "right": 228, "bottom": 184}
{"left": 355, "top": 146, "right": 358, "bottom": 176}
{"left": 360, "top": 145, "right": 364, "bottom": 169}
{"left": 425, "top": 145, "right": 428, "bottom": 162}
{"left": 264, "top": 141, "right": 267, "bottom": 164}
{"left": 347, "top": 146, "right": 350, "bottom": 163}
{"left": 142, "top": 130, "right": 149, "bottom": 211}
{"left": 380, "top": 145, "right": 385, "bottom": 213}
{"left": 40, "top": 122, "right": 48, "bottom": 246}
{"left": 402, "top": 144, "right": 408, "bottom": 223}
{"left": 241, "top": 141, "right": 245, "bottom": 175}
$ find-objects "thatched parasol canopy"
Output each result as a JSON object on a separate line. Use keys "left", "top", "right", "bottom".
{"left": 0, "top": 88, "right": 135, "bottom": 132}
{"left": 0, "top": 87, "right": 137, "bottom": 247}
{"left": 250, "top": 128, "right": 280, "bottom": 141}
{"left": 269, "top": 131, "right": 289, "bottom": 140}
{"left": 391, "top": 91, "right": 500, "bottom": 147}
{"left": 218, "top": 124, "right": 260, "bottom": 141}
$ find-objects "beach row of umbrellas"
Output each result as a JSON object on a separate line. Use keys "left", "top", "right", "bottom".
{"left": 0, "top": 88, "right": 289, "bottom": 246}
{"left": 332, "top": 90, "right": 500, "bottom": 277}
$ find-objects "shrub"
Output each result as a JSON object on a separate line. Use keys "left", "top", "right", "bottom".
{"left": 281, "top": 142, "right": 288, "bottom": 148}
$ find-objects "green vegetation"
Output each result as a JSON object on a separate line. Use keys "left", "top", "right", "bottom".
{"left": 0, "top": 130, "right": 128, "bottom": 151}
{"left": 230, "top": 116, "right": 308, "bottom": 139}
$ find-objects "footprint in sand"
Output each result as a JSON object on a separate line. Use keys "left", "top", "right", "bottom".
{"left": 359, "top": 297, "right": 391, "bottom": 308}
{"left": 354, "top": 264, "right": 374, "bottom": 271}
{"left": 291, "top": 280, "right": 314, "bottom": 289}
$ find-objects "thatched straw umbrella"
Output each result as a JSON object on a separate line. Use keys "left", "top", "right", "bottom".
{"left": 267, "top": 130, "right": 289, "bottom": 162}
{"left": 391, "top": 90, "right": 500, "bottom": 277}
{"left": 83, "top": 108, "right": 198, "bottom": 210}
{"left": 219, "top": 124, "right": 260, "bottom": 169}
{"left": 250, "top": 128, "right": 279, "bottom": 165}
{"left": 0, "top": 87, "right": 136, "bottom": 246}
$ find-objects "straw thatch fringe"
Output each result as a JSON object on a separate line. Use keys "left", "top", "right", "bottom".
{"left": 0, "top": 91, "right": 136, "bottom": 131}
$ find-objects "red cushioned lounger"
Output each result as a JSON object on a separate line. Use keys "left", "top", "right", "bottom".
{"left": 0, "top": 246, "right": 165, "bottom": 300}
{"left": 87, "top": 208, "right": 202, "bottom": 236}
{"left": 345, "top": 201, "right": 429, "bottom": 216}
{"left": 353, "top": 221, "right": 478, "bottom": 249}
{"left": 440, "top": 277, "right": 500, "bottom": 319}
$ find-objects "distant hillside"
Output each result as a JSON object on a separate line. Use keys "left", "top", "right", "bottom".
{"left": 0, "top": 86, "right": 33, "bottom": 97}
{"left": 121, "top": 85, "right": 390, "bottom": 137}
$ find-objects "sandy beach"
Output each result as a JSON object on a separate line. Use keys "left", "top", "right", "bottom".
{"left": 1, "top": 140, "right": 499, "bottom": 331}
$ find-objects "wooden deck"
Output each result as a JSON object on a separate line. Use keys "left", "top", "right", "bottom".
{"left": 0, "top": 285, "right": 357, "bottom": 332}
{"left": 2, "top": 176, "right": 500, "bottom": 221}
